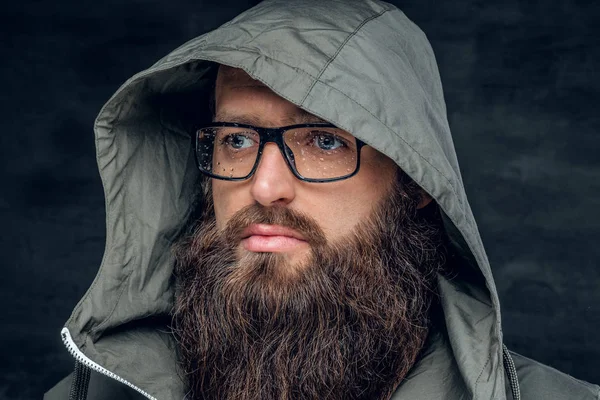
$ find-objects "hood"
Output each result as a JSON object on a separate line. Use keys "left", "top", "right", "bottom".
{"left": 63, "top": 0, "right": 506, "bottom": 398}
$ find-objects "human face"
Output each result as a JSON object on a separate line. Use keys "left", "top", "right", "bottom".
{"left": 212, "top": 66, "right": 399, "bottom": 266}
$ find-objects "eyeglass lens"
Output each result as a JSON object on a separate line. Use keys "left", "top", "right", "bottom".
{"left": 196, "top": 126, "right": 358, "bottom": 180}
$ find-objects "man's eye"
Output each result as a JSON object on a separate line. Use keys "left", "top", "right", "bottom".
{"left": 223, "top": 134, "right": 255, "bottom": 149}
{"left": 312, "top": 133, "right": 346, "bottom": 151}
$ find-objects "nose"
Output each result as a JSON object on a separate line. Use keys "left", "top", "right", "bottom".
{"left": 250, "top": 143, "right": 296, "bottom": 206}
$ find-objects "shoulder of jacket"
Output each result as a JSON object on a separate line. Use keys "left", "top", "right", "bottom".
{"left": 509, "top": 351, "right": 600, "bottom": 400}
{"left": 44, "top": 369, "right": 147, "bottom": 400}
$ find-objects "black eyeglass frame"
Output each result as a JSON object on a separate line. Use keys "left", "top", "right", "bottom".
{"left": 194, "top": 122, "right": 367, "bottom": 183}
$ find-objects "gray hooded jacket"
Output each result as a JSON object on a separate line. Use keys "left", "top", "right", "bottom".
{"left": 45, "top": 1, "right": 599, "bottom": 399}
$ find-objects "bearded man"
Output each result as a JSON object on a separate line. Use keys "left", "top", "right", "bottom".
{"left": 45, "top": 1, "right": 599, "bottom": 399}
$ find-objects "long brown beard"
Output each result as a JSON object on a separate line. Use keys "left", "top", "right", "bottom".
{"left": 172, "top": 174, "right": 446, "bottom": 400}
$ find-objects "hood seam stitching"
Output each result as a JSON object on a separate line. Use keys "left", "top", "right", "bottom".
{"left": 300, "top": 7, "right": 391, "bottom": 105}
{"left": 474, "top": 352, "right": 492, "bottom": 386}
{"left": 473, "top": 309, "right": 495, "bottom": 325}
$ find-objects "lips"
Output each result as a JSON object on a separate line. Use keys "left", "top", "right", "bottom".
{"left": 241, "top": 224, "right": 306, "bottom": 241}
{"left": 240, "top": 224, "right": 308, "bottom": 252}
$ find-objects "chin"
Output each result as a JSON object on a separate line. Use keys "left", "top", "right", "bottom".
{"left": 236, "top": 246, "right": 313, "bottom": 280}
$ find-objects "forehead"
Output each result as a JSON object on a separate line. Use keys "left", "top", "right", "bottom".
{"left": 214, "top": 65, "right": 330, "bottom": 127}
{"left": 216, "top": 65, "right": 265, "bottom": 88}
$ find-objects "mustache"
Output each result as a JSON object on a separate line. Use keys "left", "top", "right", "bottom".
{"left": 221, "top": 203, "right": 328, "bottom": 248}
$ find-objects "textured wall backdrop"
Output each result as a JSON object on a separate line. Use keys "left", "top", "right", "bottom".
{"left": 1, "top": 0, "right": 598, "bottom": 399}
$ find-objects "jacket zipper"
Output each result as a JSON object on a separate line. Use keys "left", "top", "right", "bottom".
{"left": 61, "top": 328, "right": 158, "bottom": 400}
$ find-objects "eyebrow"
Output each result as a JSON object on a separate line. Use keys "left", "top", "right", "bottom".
{"left": 214, "top": 109, "right": 330, "bottom": 126}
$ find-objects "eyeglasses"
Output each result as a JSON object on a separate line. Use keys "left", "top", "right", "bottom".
{"left": 194, "top": 122, "right": 366, "bottom": 183}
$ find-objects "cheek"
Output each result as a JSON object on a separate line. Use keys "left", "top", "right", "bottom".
{"left": 313, "top": 171, "right": 395, "bottom": 240}
{"left": 211, "top": 180, "right": 248, "bottom": 230}
{"left": 211, "top": 182, "right": 225, "bottom": 229}
{"left": 360, "top": 150, "right": 398, "bottom": 198}
{"left": 335, "top": 151, "right": 397, "bottom": 225}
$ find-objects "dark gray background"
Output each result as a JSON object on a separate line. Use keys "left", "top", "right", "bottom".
{"left": 1, "top": 0, "right": 598, "bottom": 399}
